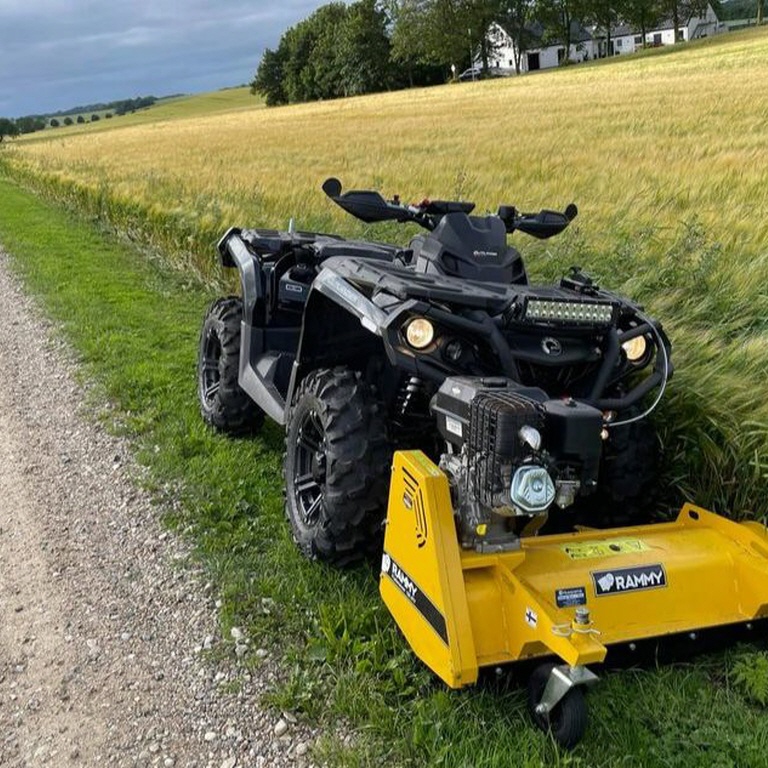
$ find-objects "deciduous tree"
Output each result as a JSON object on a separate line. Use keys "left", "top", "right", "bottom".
{"left": 624, "top": 0, "right": 662, "bottom": 45}
{"left": 535, "top": 0, "right": 586, "bottom": 60}
{"left": 251, "top": 0, "right": 395, "bottom": 105}
{"left": 496, "top": 0, "right": 537, "bottom": 74}
{"left": 585, "top": 0, "right": 618, "bottom": 55}
{"left": 16, "top": 116, "right": 45, "bottom": 134}
{"left": 251, "top": 48, "right": 288, "bottom": 105}
{"left": 388, "top": 0, "right": 431, "bottom": 83}
{"left": 0, "top": 117, "right": 18, "bottom": 141}
{"left": 337, "top": 0, "right": 393, "bottom": 96}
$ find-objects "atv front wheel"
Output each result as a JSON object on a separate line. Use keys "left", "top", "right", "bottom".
{"left": 284, "top": 367, "right": 391, "bottom": 566}
{"left": 198, "top": 297, "right": 264, "bottom": 434}
{"left": 596, "top": 416, "right": 660, "bottom": 524}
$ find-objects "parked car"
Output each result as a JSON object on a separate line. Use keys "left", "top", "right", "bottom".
{"left": 458, "top": 66, "right": 482, "bottom": 81}
{"left": 458, "top": 66, "right": 506, "bottom": 81}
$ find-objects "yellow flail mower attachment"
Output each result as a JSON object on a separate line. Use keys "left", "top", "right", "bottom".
{"left": 380, "top": 450, "right": 768, "bottom": 749}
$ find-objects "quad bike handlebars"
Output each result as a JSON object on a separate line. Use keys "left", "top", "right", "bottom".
{"left": 322, "top": 177, "right": 578, "bottom": 238}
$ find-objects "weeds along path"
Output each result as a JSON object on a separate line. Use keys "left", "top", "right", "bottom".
{"left": 0, "top": 247, "right": 315, "bottom": 767}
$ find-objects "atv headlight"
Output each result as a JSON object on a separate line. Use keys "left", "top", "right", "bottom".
{"left": 405, "top": 318, "right": 435, "bottom": 349}
{"left": 622, "top": 335, "right": 648, "bottom": 363}
{"left": 524, "top": 298, "right": 614, "bottom": 326}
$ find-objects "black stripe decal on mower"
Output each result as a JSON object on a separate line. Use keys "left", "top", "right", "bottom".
{"left": 382, "top": 552, "right": 448, "bottom": 645}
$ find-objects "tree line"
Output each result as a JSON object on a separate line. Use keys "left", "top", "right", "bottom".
{"left": 0, "top": 113, "right": 110, "bottom": 140}
{"left": 0, "top": 96, "right": 159, "bottom": 142}
{"left": 252, "top": 0, "right": 761, "bottom": 106}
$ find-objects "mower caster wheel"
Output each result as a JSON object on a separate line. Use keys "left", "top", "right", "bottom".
{"left": 527, "top": 663, "right": 588, "bottom": 749}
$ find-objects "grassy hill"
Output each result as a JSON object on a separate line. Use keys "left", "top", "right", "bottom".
{"left": 18, "top": 87, "right": 260, "bottom": 141}
{"left": 1, "top": 27, "right": 768, "bottom": 765}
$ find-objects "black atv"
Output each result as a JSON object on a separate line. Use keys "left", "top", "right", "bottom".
{"left": 198, "top": 178, "right": 672, "bottom": 565}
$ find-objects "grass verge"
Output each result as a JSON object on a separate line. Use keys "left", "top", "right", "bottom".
{"left": 2, "top": 177, "right": 768, "bottom": 767}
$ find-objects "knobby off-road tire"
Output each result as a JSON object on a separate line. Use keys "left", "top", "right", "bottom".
{"left": 556, "top": 416, "right": 660, "bottom": 532}
{"left": 198, "top": 297, "right": 264, "bottom": 435}
{"left": 284, "top": 367, "right": 391, "bottom": 567}
{"left": 596, "top": 416, "right": 660, "bottom": 524}
{"left": 527, "top": 663, "right": 588, "bottom": 750}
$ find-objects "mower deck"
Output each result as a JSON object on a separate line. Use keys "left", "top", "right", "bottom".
{"left": 381, "top": 450, "right": 768, "bottom": 689}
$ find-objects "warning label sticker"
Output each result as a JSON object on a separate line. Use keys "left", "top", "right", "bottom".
{"left": 555, "top": 587, "right": 587, "bottom": 608}
{"left": 561, "top": 538, "right": 650, "bottom": 561}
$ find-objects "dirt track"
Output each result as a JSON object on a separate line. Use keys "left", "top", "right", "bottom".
{"left": 0, "top": 249, "right": 315, "bottom": 767}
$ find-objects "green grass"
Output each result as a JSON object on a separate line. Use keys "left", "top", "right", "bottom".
{"left": 3, "top": 165, "right": 768, "bottom": 766}
{"left": 136, "top": 87, "right": 260, "bottom": 120}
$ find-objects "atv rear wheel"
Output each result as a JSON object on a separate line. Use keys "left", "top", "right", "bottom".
{"left": 284, "top": 367, "right": 391, "bottom": 567}
{"left": 527, "top": 663, "right": 588, "bottom": 750}
{"left": 198, "top": 297, "right": 264, "bottom": 434}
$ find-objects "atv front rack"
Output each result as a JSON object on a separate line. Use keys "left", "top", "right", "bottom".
{"left": 380, "top": 451, "right": 768, "bottom": 745}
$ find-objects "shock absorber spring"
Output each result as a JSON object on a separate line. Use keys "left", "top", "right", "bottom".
{"left": 397, "top": 376, "right": 424, "bottom": 418}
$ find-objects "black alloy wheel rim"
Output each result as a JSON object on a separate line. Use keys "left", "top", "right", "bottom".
{"left": 293, "top": 407, "right": 327, "bottom": 526}
{"left": 201, "top": 329, "right": 222, "bottom": 406}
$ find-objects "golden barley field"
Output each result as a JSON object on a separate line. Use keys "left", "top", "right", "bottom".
{"left": 8, "top": 29, "right": 768, "bottom": 254}
{"left": 3, "top": 27, "right": 768, "bottom": 514}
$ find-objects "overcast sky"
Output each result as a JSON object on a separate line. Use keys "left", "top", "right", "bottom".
{"left": 0, "top": 0, "right": 329, "bottom": 117}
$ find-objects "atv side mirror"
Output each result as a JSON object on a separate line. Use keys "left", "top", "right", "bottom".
{"left": 322, "top": 177, "right": 342, "bottom": 198}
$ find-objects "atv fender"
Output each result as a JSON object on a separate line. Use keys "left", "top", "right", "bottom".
{"left": 286, "top": 268, "right": 388, "bottom": 408}
{"left": 217, "top": 228, "right": 293, "bottom": 424}
{"left": 217, "top": 228, "right": 265, "bottom": 325}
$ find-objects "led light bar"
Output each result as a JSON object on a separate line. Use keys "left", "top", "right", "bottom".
{"left": 524, "top": 298, "right": 615, "bottom": 325}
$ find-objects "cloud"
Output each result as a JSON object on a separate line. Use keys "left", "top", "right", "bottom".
{"left": 0, "top": 0, "right": 328, "bottom": 117}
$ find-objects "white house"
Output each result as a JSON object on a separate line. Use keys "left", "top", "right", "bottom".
{"left": 592, "top": 24, "right": 636, "bottom": 58}
{"left": 640, "top": 3, "right": 724, "bottom": 45}
{"left": 606, "top": 3, "right": 724, "bottom": 50}
{"left": 485, "top": 4, "right": 724, "bottom": 75}
{"left": 487, "top": 20, "right": 597, "bottom": 74}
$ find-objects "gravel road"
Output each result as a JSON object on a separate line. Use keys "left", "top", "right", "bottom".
{"left": 0, "top": 248, "right": 318, "bottom": 768}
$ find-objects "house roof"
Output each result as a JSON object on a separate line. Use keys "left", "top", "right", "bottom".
{"left": 645, "top": 4, "right": 718, "bottom": 31}
{"left": 497, "top": 19, "right": 593, "bottom": 46}
{"left": 496, "top": 3, "right": 718, "bottom": 46}
{"left": 492, "top": 4, "right": 718, "bottom": 49}
{"left": 610, "top": 23, "right": 634, "bottom": 37}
